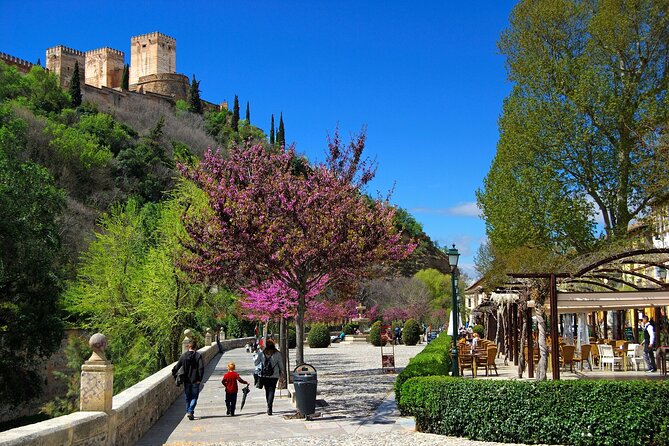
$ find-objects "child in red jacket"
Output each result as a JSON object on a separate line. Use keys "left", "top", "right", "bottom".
{"left": 222, "top": 362, "right": 248, "bottom": 416}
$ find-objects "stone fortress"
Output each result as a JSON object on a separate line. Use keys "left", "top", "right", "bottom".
{"left": 44, "top": 31, "right": 190, "bottom": 102}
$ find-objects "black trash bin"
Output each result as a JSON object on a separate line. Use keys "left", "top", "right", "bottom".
{"left": 293, "top": 363, "right": 317, "bottom": 416}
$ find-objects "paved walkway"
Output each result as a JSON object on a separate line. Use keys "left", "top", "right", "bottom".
{"left": 136, "top": 343, "right": 548, "bottom": 446}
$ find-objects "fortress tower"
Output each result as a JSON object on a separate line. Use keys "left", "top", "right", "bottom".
{"left": 46, "top": 45, "right": 85, "bottom": 89}
{"left": 85, "top": 47, "right": 125, "bottom": 89}
{"left": 129, "top": 32, "right": 176, "bottom": 86}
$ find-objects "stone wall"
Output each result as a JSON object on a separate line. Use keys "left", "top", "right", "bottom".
{"left": 85, "top": 48, "right": 124, "bottom": 89}
{"left": 0, "top": 337, "right": 255, "bottom": 446}
{"left": 82, "top": 83, "right": 176, "bottom": 111}
{"left": 0, "top": 52, "right": 34, "bottom": 74}
{"left": 132, "top": 73, "right": 189, "bottom": 101}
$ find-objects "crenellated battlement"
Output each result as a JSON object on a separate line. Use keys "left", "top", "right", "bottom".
{"left": 85, "top": 47, "right": 124, "bottom": 58}
{"left": 131, "top": 31, "right": 176, "bottom": 45}
{"left": 46, "top": 45, "right": 85, "bottom": 57}
{"left": 0, "top": 52, "right": 34, "bottom": 70}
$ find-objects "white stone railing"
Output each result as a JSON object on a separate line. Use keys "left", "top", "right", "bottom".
{"left": 0, "top": 335, "right": 255, "bottom": 446}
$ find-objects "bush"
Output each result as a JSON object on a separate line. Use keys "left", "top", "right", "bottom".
{"left": 343, "top": 323, "right": 357, "bottom": 335}
{"left": 402, "top": 319, "right": 421, "bottom": 345}
{"left": 399, "top": 377, "right": 669, "bottom": 446}
{"left": 288, "top": 328, "right": 297, "bottom": 349}
{"left": 369, "top": 321, "right": 383, "bottom": 346}
{"left": 472, "top": 324, "right": 485, "bottom": 338}
{"left": 395, "top": 332, "right": 451, "bottom": 406}
{"left": 307, "top": 323, "right": 330, "bottom": 348}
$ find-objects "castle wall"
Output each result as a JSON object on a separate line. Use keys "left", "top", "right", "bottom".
{"left": 132, "top": 73, "right": 188, "bottom": 101}
{"left": 0, "top": 52, "right": 34, "bottom": 73}
{"left": 129, "top": 32, "right": 176, "bottom": 86}
{"left": 85, "top": 47, "right": 124, "bottom": 89}
{"left": 46, "top": 46, "right": 85, "bottom": 89}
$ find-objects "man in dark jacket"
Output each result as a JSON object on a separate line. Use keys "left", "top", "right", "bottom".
{"left": 172, "top": 340, "right": 205, "bottom": 420}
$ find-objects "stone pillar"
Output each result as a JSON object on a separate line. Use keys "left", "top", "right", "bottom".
{"left": 182, "top": 329, "right": 193, "bottom": 354}
{"left": 80, "top": 333, "right": 113, "bottom": 413}
{"left": 205, "top": 328, "right": 213, "bottom": 346}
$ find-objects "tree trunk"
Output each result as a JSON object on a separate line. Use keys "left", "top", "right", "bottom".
{"left": 295, "top": 292, "right": 306, "bottom": 366}
{"left": 285, "top": 319, "right": 291, "bottom": 384}
{"left": 535, "top": 290, "right": 548, "bottom": 381}
{"left": 263, "top": 320, "right": 270, "bottom": 346}
{"left": 278, "top": 317, "right": 287, "bottom": 389}
{"left": 518, "top": 303, "right": 527, "bottom": 378}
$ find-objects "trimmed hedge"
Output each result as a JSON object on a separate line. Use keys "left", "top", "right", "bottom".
{"left": 307, "top": 323, "right": 330, "bottom": 348}
{"left": 402, "top": 319, "right": 421, "bottom": 345}
{"left": 394, "top": 331, "right": 451, "bottom": 406}
{"left": 369, "top": 321, "right": 383, "bottom": 346}
{"left": 399, "top": 377, "right": 669, "bottom": 446}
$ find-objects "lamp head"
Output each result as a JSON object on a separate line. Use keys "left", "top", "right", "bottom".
{"left": 447, "top": 244, "right": 460, "bottom": 268}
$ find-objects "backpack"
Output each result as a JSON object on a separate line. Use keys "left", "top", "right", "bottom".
{"left": 262, "top": 354, "right": 274, "bottom": 377}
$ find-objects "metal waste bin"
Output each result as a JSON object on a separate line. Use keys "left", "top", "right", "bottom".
{"left": 293, "top": 363, "right": 317, "bottom": 416}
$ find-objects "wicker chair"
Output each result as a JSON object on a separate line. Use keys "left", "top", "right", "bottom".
{"left": 458, "top": 345, "right": 476, "bottom": 377}
{"left": 577, "top": 344, "right": 592, "bottom": 371}
{"left": 478, "top": 346, "right": 498, "bottom": 376}
{"left": 560, "top": 345, "right": 576, "bottom": 372}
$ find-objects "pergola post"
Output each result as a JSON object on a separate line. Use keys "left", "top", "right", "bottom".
{"left": 527, "top": 307, "right": 534, "bottom": 379}
{"left": 633, "top": 309, "right": 639, "bottom": 342}
{"left": 603, "top": 311, "right": 608, "bottom": 339}
{"left": 512, "top": 303, "right": 519, "bottom": 366}
{"left": 550, "top": 273, "right": 560, "bottom": 380}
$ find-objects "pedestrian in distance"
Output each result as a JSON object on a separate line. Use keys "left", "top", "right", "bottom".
{"left": 221, "top": 362, "right": 249, "bottom": 416}
{"left": 171, "top": 340, "right": 205, "bottom": 420}
{"left": 254, "top": 340, "right": 284, "bottom": 415}
{"left": 642, "top": 315, "right": 657, "bottom": 372}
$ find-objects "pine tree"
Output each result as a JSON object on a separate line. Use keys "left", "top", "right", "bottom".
{"left": 270, "top": 114, "right": 275, "bottom": 146}
{"left": 232, "top": 95, "right": 240, "bottom": 131}
{"left": 245, "top": 101, "right": 250, "bottom": 123}
{"left": 69, "top": 61, "right": 82, "bottom": 107}
{"left": 122, "top": 64, "right": 129, "bottom": 90}
{"left": 188, "top": 75, "right": 203, "bottom": 114}
{"left": 277, "top": 113, "right": 285, "bottom": 147}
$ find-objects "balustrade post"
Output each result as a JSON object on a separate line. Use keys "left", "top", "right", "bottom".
{"left": 80, "top": 333, "right": 113, "bottom": 413}
{"left": 182, "top": 329, "right": 193, "bottom": 354}
{"left": 205, "top": 328, "right": 213, "bottom": 346}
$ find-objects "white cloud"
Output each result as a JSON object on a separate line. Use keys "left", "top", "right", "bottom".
{"left": 410, "top": 201, "right": 481, "bottom": 218}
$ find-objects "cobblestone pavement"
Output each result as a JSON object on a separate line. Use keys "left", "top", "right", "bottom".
{"left": 136, "top": 342, "right": 546, "bottom": 446}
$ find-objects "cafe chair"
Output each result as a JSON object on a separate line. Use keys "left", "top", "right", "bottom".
{"left": 629, "top": 344, "right": 645, "bottom": 371}
{"left": 577, "top": 344, "right": 592, "bottom": 371}
{"left": 458, "top": 346, "right": 476, "bottom": 378}
{"left": 599, "top": 344, "right": 622, "bottom": 371}
{"left": 560, "top": 345, "right": 576, "bottom": 372}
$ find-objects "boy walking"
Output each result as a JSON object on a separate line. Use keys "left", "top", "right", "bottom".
{"left": 222, "top": 362, "right": 249, "bottom": 416}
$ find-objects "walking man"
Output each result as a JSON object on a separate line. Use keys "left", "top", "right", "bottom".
{"left": 642, "top": 315, "right": 657, "bottom": 373}
{"left": 172, "top": 340, "right": 205, "bottom": 419}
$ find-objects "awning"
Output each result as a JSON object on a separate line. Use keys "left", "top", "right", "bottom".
{"left": 553, "top": 290, "right": 669, "bottom": 313}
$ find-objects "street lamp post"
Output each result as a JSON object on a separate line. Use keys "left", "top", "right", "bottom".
{"left": 447, "top": 244, "right": 460, "bottom": 377}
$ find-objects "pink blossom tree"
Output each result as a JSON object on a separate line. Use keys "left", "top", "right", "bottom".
{"left": 180, "top": 136, "right": 414, "bottom": 364}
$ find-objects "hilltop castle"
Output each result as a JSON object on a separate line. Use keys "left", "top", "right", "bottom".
{"left": 44, "top": 32, "right": 190, "bottom": 102}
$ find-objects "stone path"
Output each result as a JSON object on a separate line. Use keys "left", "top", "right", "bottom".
{"left": 136, "top": 343, "right": 538, "bottom": 446}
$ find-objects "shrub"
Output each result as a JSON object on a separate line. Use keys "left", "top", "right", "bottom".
{"left": 402, "top": 319, "right": 421, "bottom": 345}
{"left": 399, "top": 377, "right": 669, "bottom": 446}
{"left": 472, "top": 324, "right": 485, "bottom": 338}
{"left": 395, "top": 332, "right": 451, "bottom": 406}
{"left": 307, "top": 323, "right": 330, "bottom": 348}
{"left": 343, "top": 323, "right": 357, "bottom": 335}
{"left": 288, "top": 328, "right": 297, "bottom": 349}
{"left": 369, "top": 321, "right": 383, "bottom": 346}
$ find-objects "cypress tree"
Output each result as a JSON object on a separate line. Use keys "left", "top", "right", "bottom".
{"left": 69, "top": 61, "right": 82, "bottom": 107}
{"left": 245, "top": 101, "right": 250, "bottom": 123}
{"left": 35, "top": 58, "right": 41, "bottom": 67}
{"left": 232, "top": 95, "right": 240, "bottom": 131}
{"left": 122, "top": 64, "right": 129, "bottom": 90}
{"left": 270, "top": 114, "right": 275, "bottom": 146}
{"left": 188, "top": 74, "right": 203, "bottom": 114}
{"left": 277, "top": 113, "right": 285, "bottom": 147}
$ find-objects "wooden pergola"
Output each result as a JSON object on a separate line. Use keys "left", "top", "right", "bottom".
{"left": 509, "top": 248, "right": 669, "bottom": 380}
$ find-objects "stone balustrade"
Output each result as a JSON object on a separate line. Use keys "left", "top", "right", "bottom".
{"left": 0, "top": 335, "right": 255, "bottom": 446}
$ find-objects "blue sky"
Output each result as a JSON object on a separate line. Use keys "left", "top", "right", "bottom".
{"left": 1, "top": 1, "right": 517, "bottom": 278}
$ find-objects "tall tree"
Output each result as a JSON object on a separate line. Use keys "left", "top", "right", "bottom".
{"left": 277, "top": 113, "right": 285, "bottom": 147}
{"left": 232, "top": 95, "right": 240, "bottom": 131}
{"left": 485, "top": 0, "right": 669, "bottom": 244}
{"left": 179, "top": 136, "right": 414, "bottom": 365}
{"left": 245, "top": 101, "right": 250, "bottom": 123}
{"left": 269, "top": 114, "right": 275, "bottom": 146}
{"left": 69, "top": 61, "right": 82, "bottom": 107}
{"left": 122, "top": 63, "right": 129, "bottom": 90}
{"left": 188, "top": 74, "right": 203, "bottom": 115}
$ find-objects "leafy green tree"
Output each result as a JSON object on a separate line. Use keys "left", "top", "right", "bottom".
{"left": 77, "top": 112, "right": 133, "bottom": 156}
{"left": 489, "top": 0, "right": 669, "bottom": 241}
{"left": 232, "top": 95, "right": 240, "bottom": 131}
{"left": 47, "top": 121, "right": 113, "bottom": 168}
{"left": 245, "top": 101, "right": 250, "bottom": 123}
{"left": 269, "top": 114, "right": 275, "bottom": 146}
{"left": 0, "top": 105, "right": 65, "bottom": 402}
{"left": 188, "top": 75, "right": 203, "bottom": 115}
{"left": 122, "top": 64, "right": 129, "bottom": 90}
{"left": 69, "top": 61, "right": 82, "bottom": 107}
{"left": 22, "top": 66, "right": 70, "bottom": 115}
